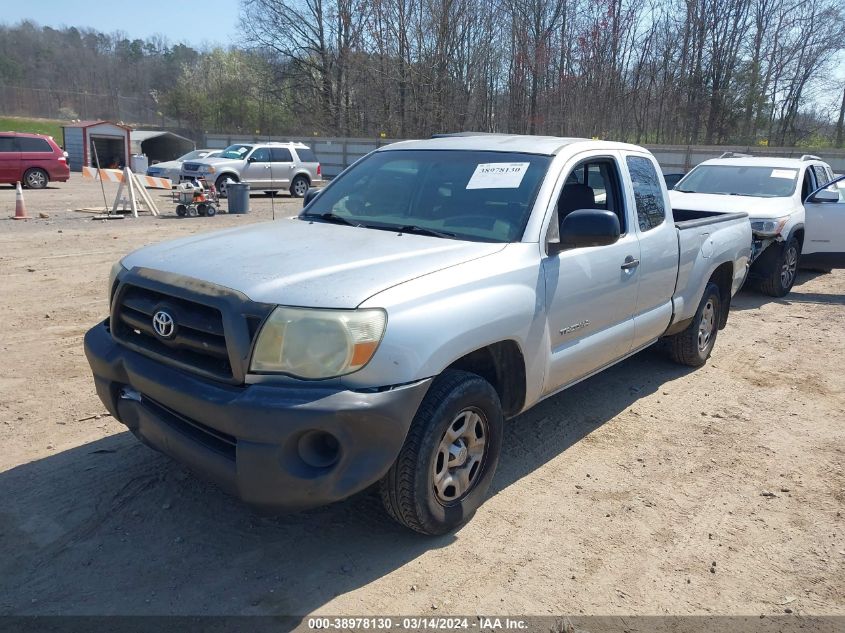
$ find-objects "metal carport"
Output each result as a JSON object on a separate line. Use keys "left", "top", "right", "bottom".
{"left": 130, "top": 131, "right": 195, "bottom": 164}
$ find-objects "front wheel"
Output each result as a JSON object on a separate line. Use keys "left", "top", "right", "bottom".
{"left": 215, "top": 175, "right": 236, "bottom": 198}
{"left": 667, "top": 281, "right": 721, "bottom": 367}
{"left": 759, "top": 238, "right": 800, "bottom": 297}
{"left": 380, "top": 369, "right": 503, "bottom": 535}
{"left": 290, "top": 175, "right": 309, "bottom": 198}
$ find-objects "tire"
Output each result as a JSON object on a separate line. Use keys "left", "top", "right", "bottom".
{"left": 23, "top": 168, "right": 48, "bottom": 189}
{"left": 759, "top": 238, "right": 800, "bottom": 297}
{"left": 205, "top": 204, "right": 217, "bottom": 217}
{"left": 175, "top": 204, "right": 187, "bottom": 217}
{"left": 187, "top": 205, "right": 198, "bottom": 217}
{"left": 197, "top": 203, "right": 208, "bottom": 216}
{"left": 215, "top": 175, "right": 237, "bottom": 198}
{"left": 667, "top": 281, "right": 721, "bottom": 367}
{"left": 380, "top": 369, "right": 503, "bottom": 535}
{"left": 290, "top": 175, "right": 309, "bottom": 198}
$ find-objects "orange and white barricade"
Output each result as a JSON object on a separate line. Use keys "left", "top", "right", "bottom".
{"left": 82, "top": 166, "right": 171, "bottom": 189}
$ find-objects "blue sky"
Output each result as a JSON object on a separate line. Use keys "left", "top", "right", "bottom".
{"left": 3, "top": 0, "right": 241, "bottom": 47}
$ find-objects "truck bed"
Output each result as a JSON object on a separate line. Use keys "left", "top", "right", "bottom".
{"left": 673, "top": 208, "right": 749, "bottom": 229}
{"left": 671, "top": 208, "right": 751, "bottom": 330}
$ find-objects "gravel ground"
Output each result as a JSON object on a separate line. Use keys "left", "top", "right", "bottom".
{"left": 0, "top": 177, "right": 843, "bottom": 619}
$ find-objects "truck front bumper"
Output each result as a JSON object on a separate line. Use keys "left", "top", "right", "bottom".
{"left": 84, "top": 320, "right": 431, "bottom": 511}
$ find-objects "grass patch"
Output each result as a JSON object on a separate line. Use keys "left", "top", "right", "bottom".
{"left": 0, "top": 116, "right": 65, "bottom": 141}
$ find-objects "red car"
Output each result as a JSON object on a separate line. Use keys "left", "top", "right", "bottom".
{"left": 0, "top": 132, "right": 70, "bottom": 189}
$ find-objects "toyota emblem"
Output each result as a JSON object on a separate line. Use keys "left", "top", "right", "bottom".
{"left": 152, "top": 310, "right": 176, "bottom": 339}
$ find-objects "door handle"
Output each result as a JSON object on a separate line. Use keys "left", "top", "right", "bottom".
{"left": 621, "top": 256, "right": 640, "bottom": 270}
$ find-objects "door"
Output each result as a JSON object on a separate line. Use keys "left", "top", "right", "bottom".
{"left": 270, "top": 147, "right": 295, "bottom": 189}
{"left": 0, "top": 135, "right": 21, "bottom": 183}
{"left": 242, "top": 147, "right": 272, "bottom": 188}
{"left": 803, "top": 174, "right": 845, "bottom": 268}
{"left": 624, "top": 154, "right": 677, "bottom": 348}
{"left": 542, "top": 154, "right": 640, "bottom": 394}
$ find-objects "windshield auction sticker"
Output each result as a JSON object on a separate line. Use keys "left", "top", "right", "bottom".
{"left": 466, "top": 162, "right": 529, "bottom": 189}
{"left": 770, "top": 168, "right": 797, "bottom": 179}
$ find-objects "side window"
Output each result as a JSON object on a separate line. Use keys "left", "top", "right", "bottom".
{"left": 556, "top": 157, "right": 626, "bottom": 233}
{"left": 18, "top": 137, "right": 52, "bottom": 152}
{"left": 0, "top": 136, "right": 17, "bottom": 152}
{"left": 626, "top": 155, "right": 666, "bottom": 232}
{"left": 249, "top": 148, "right": 271, "bottom": 162}
{"left": 294, "top": 147, "right": 318, "bottom": 163}
{"left": 810, "top": 165, "right": 828, "bottom": 188}
{"left": 271, "top": 148, "right": 293, "bottom": 162}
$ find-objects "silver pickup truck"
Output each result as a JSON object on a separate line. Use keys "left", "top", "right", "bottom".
{"left": 84, "top": 135, "right": 751, "bottom": 534}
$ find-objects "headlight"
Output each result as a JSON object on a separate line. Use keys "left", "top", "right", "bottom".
{"left": 750, "top": 216, "right": 789, "bottom": 237}
{"left": 198, "top": 165, "right": 215, "bottom": 174}
{"left": 250, "top": 307, "right": 387, "bottom": 379}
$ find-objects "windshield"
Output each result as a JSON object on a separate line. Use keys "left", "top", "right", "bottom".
{"left": 218, "top": 144, "right": 253, "bottom": 160}
{"left": 676, "top": 165, "right": 798, "bottom": 197}
{"left": 302, "top": 149, "right": 551, "bottom": 242}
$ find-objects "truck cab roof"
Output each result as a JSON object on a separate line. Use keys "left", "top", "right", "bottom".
{"left": 381, "top": 134, "right": 649, "bottom": 157}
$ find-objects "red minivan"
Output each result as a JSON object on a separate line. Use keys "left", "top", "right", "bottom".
{"left": 0, "top": 132, "right": 70, "bottom": 189}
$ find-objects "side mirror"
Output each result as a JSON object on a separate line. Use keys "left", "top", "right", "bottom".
{"left": 807, "top": 188, "right": 839, "bottom": 203}
{"left": 553, "top": 209, "right": 621, "bottom": 252}
{"left": 303, "top": 187, "right": 321, "bottom": 207}
{"left": 805, "top": 174, "right": 845, "bottom": 204}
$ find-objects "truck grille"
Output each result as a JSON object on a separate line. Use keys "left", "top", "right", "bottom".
{"left": 183, "top": 162, "right": 201, "bottom": 172}
{"left": 113, "top": 284, "right": 234, "bottom": 381}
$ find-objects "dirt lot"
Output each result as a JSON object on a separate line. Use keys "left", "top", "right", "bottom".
{"left": 0, "top": 178, "right": 843, "bottom": 618}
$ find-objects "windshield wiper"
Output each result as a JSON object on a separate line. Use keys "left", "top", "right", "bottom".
{"left": 304, "top": 212, "right": 363, "bottom": 228}
{"left": 395, "top": 225, "right": 457, "bottom": 239}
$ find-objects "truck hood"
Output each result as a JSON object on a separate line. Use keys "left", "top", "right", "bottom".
{"left": 190, "top": 157, "right": 241, "bottom": 167}
{"left": 121, "top": 218, "right": 506, "bottom": 308}
{"left": 669, "top": 191, "right": 796, "bottom": 219}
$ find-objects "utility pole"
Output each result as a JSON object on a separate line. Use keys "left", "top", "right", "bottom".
{"left": 836, "top": 85, "right": 845, "bottom": 148}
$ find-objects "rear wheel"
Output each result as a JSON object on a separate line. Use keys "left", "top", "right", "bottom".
{"left": 23, "top": 168, "right": 48, "bottom": 189}
{"left": 204, "top": 204, "right": 217, "bottom": 217}
{"left": 667, "top": 281, "right": 721, "bottom": 367}
{"left": 759, "top": 238, "right": 800, "bottom": 297}
{"left": 380, "top": 369, "right": 503, "bottom": 535}
{"left": 290, "top": 175, "right": 309, "bottom": 198}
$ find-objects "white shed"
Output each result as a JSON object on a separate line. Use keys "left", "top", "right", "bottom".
{"left": 62, "top": 121, "right": 131, "bottom": 172}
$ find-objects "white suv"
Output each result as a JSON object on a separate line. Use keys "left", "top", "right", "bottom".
{"left": 670, "top": 153, "right": 845, "bottom": 296}
{"left": 181, "top": 142, "right": 322, "bottom": 198}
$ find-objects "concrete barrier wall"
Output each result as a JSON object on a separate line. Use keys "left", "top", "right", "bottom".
{"left": 205, "top": 134, "right": 845, "bottom": 177}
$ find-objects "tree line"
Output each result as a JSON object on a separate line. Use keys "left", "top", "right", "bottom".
{"left": 1, "top": 0, "right": 844, "bottom": 147}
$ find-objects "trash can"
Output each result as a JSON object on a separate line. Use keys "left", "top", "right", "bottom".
{"left": 227, "top": 182, "right": 250, "bottom": 214}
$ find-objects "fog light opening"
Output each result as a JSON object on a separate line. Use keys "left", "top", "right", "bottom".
{"left": 297, "top": 431, "right": 340, "bottom": 468}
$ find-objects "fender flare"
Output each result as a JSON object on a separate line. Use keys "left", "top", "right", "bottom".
{"left": 786, "top": 222, "right": 804, "bottom": 248}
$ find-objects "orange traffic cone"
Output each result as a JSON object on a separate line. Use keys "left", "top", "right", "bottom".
{"left": 12, "top": 182, "right": 29, "bottom": 220}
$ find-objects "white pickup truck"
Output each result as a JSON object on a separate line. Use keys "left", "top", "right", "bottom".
{"left": 85, "top": 135, "right": 751, "bottom": 534}
{"left": 670, "top": 154, "right": 845, "bottom": 296}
